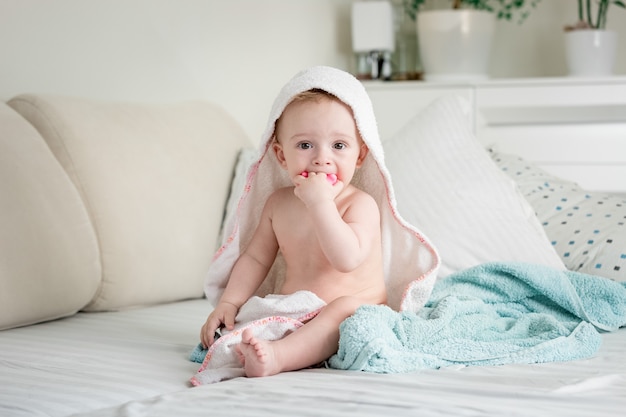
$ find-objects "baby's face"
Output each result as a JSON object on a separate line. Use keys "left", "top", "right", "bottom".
{"left": 273, "top": 98, "right": 366, "bottom": 186}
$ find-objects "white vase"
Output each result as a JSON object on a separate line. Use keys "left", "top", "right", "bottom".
{"left": 565, "top": 30, "right": 617, "bottom": 77}
{"left": 417, "top": 9, "right": 495, "bottom": 82}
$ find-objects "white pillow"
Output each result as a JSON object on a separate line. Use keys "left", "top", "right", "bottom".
{"left": 383, "top": 96, "right": 565, "bottom": 277}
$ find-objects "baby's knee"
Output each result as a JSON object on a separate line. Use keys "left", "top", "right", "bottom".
{"left": 326, "top": 296, "right": 363, "bottom": 318}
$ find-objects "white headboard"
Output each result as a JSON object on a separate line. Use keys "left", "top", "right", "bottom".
{"left": 365, "top": 77, "right": 626, "bottom": 193}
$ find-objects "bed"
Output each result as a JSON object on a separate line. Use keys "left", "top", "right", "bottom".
{"left": 1, "top": 80, "right": 625, "bottom": 416}
{"left": 1, "top": 298, "right": 624, "bottom": 417}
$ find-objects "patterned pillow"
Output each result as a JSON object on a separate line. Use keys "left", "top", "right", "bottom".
{"left": 490, "top": 150, "right": 626, "bottom": 282}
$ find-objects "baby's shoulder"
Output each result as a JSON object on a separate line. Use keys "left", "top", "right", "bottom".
{"left": 265, "top": 186, "right": 297, "bottom": 207}
{"left": 341, "top": 186, "right": 379, "bottom": 211}
{"left": 346, "top": 185, "right": 376, "bottom": 202}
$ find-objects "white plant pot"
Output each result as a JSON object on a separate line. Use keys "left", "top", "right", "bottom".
{"left": 565, "top": 30, "right": 617, "bottom": 77}
{"left": 417, "top": 9, "right": 495, "bottom": 82}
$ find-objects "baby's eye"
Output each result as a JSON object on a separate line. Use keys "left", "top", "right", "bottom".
{"left": 333, "top": 142, "right": 347, "bottom": 150}
{"left": 297, "top": 142, "right": 313, "bottom": 150}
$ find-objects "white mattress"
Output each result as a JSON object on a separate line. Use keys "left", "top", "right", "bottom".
{"left": 0, "top": 299, "right": 208, "bottom": 417}
{"left": 1, "top": 299, "right": 624, "bottom": 417}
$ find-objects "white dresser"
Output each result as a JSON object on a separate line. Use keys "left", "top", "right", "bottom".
{"left": 365, "top": 77, "right": 626, "bottom": 192}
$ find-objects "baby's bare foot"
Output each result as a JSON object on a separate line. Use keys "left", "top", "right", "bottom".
{"left": 238, "top": 328, "right": 280, "bottom": 377}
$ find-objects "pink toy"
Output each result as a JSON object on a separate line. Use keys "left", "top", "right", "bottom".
{"left": 300, "top": 171, "right": 337, "bottom": 185}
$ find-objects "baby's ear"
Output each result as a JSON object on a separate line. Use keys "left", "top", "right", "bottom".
{"left": 272, "top": 140, "right": 288, "bottom": 168}
{"left": 356, "top": 143, "right": 369, "bottom": 168}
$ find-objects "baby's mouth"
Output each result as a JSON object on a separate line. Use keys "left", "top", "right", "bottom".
{"left": 300, "top": 171, "right": 338, "bottom": 185}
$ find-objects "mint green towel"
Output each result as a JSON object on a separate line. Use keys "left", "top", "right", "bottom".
{"left": 328, "top": 262, "right": 626, "bottom": 373}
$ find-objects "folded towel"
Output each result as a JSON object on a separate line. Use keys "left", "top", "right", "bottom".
{"left": 190, "top": 290, "right": 326, "bottom": 385}
{"left": 328, "top": 262, "right": 626, "bottom": 373}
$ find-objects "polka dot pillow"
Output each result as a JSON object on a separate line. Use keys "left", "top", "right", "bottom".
{"left": 490, "top": 150, "right": 626, "bottom": 282}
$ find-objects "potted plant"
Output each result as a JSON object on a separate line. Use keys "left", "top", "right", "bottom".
{"left": 564, "top": 0, "right": 625, "bottom": 77}
{"left": 404, "top": 0, "right": 539, "bottom": 24}
{"left": 403, "top": 0, "right": 540, "bottom": 81}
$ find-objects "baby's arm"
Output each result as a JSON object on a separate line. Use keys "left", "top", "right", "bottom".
{"left": 200, "top": 196, "right": 279, "bottom": 348}
{"left": 308, "top": 190, "right": 380, "bottom": 272}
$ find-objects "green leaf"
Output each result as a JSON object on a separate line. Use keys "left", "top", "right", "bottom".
{"left": 612, "top": 0, "right": 626, "bottom": 9}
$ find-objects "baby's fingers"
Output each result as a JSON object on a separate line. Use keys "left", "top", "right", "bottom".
{"left": 223, "top": 311, "right": 235, "bottom": 331}
{"left": 200, "top": 317, "right": 221, "bottom": 348}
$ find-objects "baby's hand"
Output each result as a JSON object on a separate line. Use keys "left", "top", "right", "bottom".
{"left": 200, "top": 301, "right": 238, "bottom": 348}
{"left": 295, "top": 171, "right": 342, "bottom": 207}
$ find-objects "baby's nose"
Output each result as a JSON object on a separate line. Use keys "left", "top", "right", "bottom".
{"left": 313, "top": 148, "right": 331, "bottom": 165}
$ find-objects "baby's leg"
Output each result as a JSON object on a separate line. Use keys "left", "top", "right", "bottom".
{"left": 237, "top": 296, "right": 362, "bottom": 377}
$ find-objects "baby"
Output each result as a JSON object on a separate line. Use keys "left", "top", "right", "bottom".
{"left": 200, "top": 87, "right": 387, "bottom": 377}
{"left": 193, "top": 66, "right": 439, "bottom": 385}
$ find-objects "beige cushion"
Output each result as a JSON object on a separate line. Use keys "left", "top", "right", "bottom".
{"left": 9, "top": 95, "right": 252, "bottom": 311}
{"left": 0, "top": 103, "right": 100, "bottom": 329}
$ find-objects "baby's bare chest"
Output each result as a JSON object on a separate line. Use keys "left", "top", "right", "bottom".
{"left": 272, "top": 205, "right": 314, "bottom": 245}
{"left": 270, "top": 191, "right": 348, "bottom": 253}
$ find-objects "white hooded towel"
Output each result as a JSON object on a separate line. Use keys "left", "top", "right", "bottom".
{"left": 192, "top": 66, "right": 440, "bottom": 384}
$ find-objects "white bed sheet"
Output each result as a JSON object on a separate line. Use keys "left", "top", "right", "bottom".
{"left": 0, "top": 299, "right": 209, "bottom": 417}
{"left": 80, "top": 329, "right": 626, "bottom": 417}
{"left": 1, "top": 298, "right": 624, "bottom": 417}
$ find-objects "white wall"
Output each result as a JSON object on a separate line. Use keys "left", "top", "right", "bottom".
{"left": 1, "top": 0, "right": 625, "bottom": 142}
{"left": 0, "top": 0, "right": 352, "bottom": 142}
{"left": 489, "top": 0, "right": 626, "bottom": 78}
